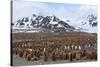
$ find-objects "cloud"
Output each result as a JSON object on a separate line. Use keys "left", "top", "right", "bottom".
{"left": 13, "top": 0, "right": 48, "bottom": 22}
{"left": 64, "top": 5, "right": 98, "bottom": 26}
{"left": 13, "top": 0, "right": 97, "bottom": 24}
{"left": 12, "top": 0, "right": 97, "bottom": 33}
{"left": 77, "top": 5, "right": 97, "bottom": 19}
{"left": 13, "top": 0, "right": 78, "bottom": 21}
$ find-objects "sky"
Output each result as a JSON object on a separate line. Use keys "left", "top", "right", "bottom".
{"left": 12, "top": 0, "right": 97, "bottom": 33}
{"left": 12, "top": 0, "right": 97, "bottom": 21}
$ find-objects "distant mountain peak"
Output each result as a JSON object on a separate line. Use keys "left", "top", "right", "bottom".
{"left": 81, "top": 14, "right": 97, "bottom": 27}
{"left": 12, "top": 14, "right": 97, "bottom": 33}
{"left": 12, "top": 14, "right": 75, "bottom": 32}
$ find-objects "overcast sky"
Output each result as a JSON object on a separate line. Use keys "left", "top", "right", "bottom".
{"left": 12, "top": 0, "right": 97, "bottom": 21}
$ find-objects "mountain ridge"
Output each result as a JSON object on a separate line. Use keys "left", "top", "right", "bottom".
{"left": 12, "top": 14, "right": 97, "bottom": 33}
{"left": 12, "top": 14, "right": 75, "bottom": 32}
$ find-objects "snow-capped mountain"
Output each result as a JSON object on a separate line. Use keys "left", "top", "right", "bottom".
{"left": 74, "top": 14, "right": 97, "bottom": 33}
{"left": 12, "top": 14, "right": 75, "bottom": 32}
{"left": 12, "top": 14, "right": 97, "bottom": 33}
{"left": 81, "top": 14, "right": 97, "bottom": 27}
